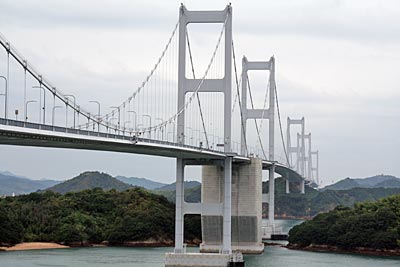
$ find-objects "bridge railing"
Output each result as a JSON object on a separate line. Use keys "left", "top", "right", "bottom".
{"left": 0, "top": 118, "right": 225, "bottom": 155}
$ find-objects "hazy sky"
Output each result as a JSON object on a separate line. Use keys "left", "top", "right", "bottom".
{"left": 0, "top": 0, "right": 399, "bottom": 185}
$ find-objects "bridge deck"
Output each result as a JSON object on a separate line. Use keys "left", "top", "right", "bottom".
{"left": 0, "top": 119, "right": 303, "bottom": 182}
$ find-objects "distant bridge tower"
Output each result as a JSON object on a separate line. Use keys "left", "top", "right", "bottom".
{"left": 240, "top": 56, "right": 276, "bottom": 228}
{"left": 311, "top": 150, "right": 319, "bottom": 187}
{"left": 287, "top": 117, "right": 305, "bottom": 193}
{"left": 298, "top": 133, "right": 312, "bottom": 181}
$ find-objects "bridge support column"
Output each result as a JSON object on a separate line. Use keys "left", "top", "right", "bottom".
{"left": 285, "top": 179, "right": 290, "bottom": 194}
{"left": 222, "top": 157, "right": 232, "bottom": 254}
{"left": 268, "top": 163, "right": 275, "bottom": 227}
{"left": 300, "top": 180, "right": 305, "bottom": 194}
{"left": 174, "top": 158, "right": 185, "bottom": 253}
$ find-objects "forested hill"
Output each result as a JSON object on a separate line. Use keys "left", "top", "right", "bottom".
{"left": 0, "top": 188, "right": 201, "bottom": 245}
{"left": 288, "top": 194, "right": 400, "bottom": 252}
{"left": 45, "top": 172, "right": 133, "bottom": 194}
{"left": 264, "top": 178, "right": 400, "bottom": 218}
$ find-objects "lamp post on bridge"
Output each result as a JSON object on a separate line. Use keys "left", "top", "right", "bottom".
{"left": 32, "top": 86, "right": 46, "bottom": 124}
{"left": 110, "top": 106, "right": 121, "bottom": 134}
{"left": 186, "top": 127, "right": 193, "bottom": 146}
{"left": 124, "top": 121, "right": 131, "bottom": 136}
{"left": 0, "top": 93, "right": 4, "bottom": 118}
{"left": 142, "top": 114, "right": 152, "bottom": 139}
{"left": 89, "top": 100, "right": 101, "bottom": 132}
{"left": 65, "top": 95, "right": 76, "bottom": 128}
{"left": 167, "top": 131, "right": 174, "bottom": 142}
{"left": 194, "top": 129, "right": 201, "bottom": 147}
{"left": 169, "top": 120, "right": 175, "bottom": 143}
{"left": 52, "top": 105, "right": 62, "bottom": 126}
{"left": 109, "top": 117, "right": 118, "bottom": 134}
{"left": 0, "top": 76, "right": 8, "bottom": 119}
{"left": 155, "top": 118, "right": 164, "bottom": 140}
{"left": 128, "top": 110, "right": 137, "bottom": 132}
{"left": 25, "top": 100, "right": 37, "bottom": 122}
{"left": 137, "top": 124, "right": 144, "bottom": 138}
{"left": 209, "top": 134, "right": 216, "bottom": 150}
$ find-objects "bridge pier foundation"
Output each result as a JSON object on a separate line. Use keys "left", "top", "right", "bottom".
{"left": 174, "top": 158, "right": 185, "bottom": 253}
{"left": 201, "top": 158, "right": 264, "bottom": 254}
{"left": 268, "top": 164, "right": 275, "bottom": 228}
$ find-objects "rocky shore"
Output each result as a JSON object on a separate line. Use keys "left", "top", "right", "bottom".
{"left": 286, "top": 243, "right": 400, "bottom": 257}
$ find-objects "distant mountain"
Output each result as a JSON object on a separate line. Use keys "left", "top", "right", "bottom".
{"left": 45, "top": 171, "right": 132, "bottom": 194}
{"left": 0, "top": 172, "right": 59, "bottom": 196}
{"left": 322, "top": 178, "right": 361, "bottom": 191}
{"left": 115, "top": 176, "right": 166, "bottom": 190}
{"left": 0, "top": 171, "right": 25, "bottom": 177}
{"left": 322, "top": 175, "right": 400, "bottom": 191}
{"left": 353, "top": 175, "right": 397, "bottom": 187}
{"left": 157, "top": 181, "right": 201, "bottom": 191}
{"left": 374, "top": 178, "right": 400, "bottom": 188}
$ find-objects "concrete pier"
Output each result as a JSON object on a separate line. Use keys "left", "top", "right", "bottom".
{"left": 200, "top": 158, "right": 264, "bottom": 254}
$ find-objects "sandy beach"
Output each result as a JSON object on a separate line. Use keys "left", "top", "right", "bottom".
{"left": 0, "top": 242, "right": 69, "bottom": 251}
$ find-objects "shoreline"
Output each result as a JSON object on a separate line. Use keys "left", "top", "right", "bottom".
{"left": 3, "top": 241, "right": 400, "bottom": 257}
{"left": 286, "top": 244, "right": 400, "bottom": 257}
{"left": 0, "top": 240, "right": 201, "bottom": 252}
{"left": 0, "top": 242, "right": 69, "bottom": 252}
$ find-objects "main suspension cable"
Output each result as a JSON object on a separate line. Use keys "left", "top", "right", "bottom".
{"left": 232, "top": 40, "right": 248, "bottom": 156}
{"left": 186, "top": 30, "right": 210, "bottom": 149}
{"left": 274, "top": 80, "right": 290, "bottom": 165}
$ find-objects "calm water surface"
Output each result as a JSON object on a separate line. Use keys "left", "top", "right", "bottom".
{"left": 0, "top": 220, "right": 398, "bottom": 267}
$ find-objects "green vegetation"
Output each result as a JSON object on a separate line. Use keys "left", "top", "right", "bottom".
{"left": 0, "top": 188, "right": 200, "bottom": 246}
{"left": 288, "top": 194, "right": 400, "bottom": 250}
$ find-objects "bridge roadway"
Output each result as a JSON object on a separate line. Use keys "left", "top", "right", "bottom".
{"left": 0, "top": 118, "right": 303, "bottom": 183}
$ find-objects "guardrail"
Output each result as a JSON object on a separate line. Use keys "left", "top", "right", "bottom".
{"left": 0, "top": 118, "right": 226, "bottom": 155}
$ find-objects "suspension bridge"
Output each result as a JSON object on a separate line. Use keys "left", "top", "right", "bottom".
{"left": 0, "top": 4, "right": 319, "bottom": 267}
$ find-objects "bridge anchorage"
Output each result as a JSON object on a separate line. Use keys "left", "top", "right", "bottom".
{"left": 0, "top": 3, "right": 321, "bottom": 267}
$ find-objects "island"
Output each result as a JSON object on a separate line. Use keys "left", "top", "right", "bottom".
{"left": 287, "top": 194, "right": 400, "bottom": 256}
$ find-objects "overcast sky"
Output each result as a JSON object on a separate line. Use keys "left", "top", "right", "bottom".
{"left": 0, "top": 0, "right": 399, "bottom": 185}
